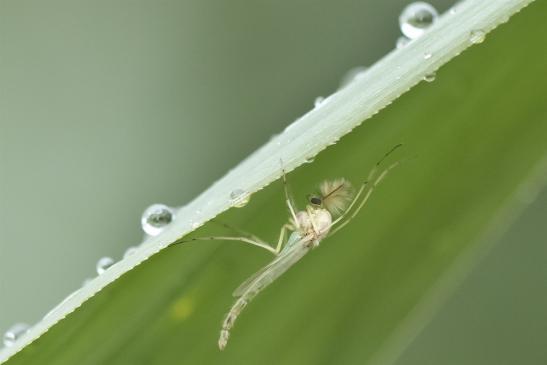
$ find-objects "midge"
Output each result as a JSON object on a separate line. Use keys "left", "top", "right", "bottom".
{"left": 172, "top": 144, "right": 403, "bottom": 350}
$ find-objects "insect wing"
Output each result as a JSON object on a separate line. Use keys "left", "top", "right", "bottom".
{"left": 232, "top": 239, "right": 309, "bottom": 297}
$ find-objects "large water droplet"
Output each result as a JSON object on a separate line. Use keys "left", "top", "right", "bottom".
{"left": 399, "top": 2, "right": 439, "bottom": 39}
{"left": 423, "top": 72, "right": 436, "bottom": 82}
{"left": 96, "top": 256, "right": 115, "bottom": 275}
{"left": 3, "top": 323, "right": 30, "bottom": 347}
{"left": 230, "top": 189, "right": 251, "bottom": 208}
{"left": 141, "top": 204, "right": 175, "bottom": 236}
{"left": 469, "top": 29, "right": 486, "bottom": 44}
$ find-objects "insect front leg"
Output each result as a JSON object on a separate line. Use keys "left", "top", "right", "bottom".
{"left": 275, "top": 223, "right": 293, "bottom": 254}
{"left": 280, "top": 159, "right": 301, "bottom": 230}
{"left": 329, "top": 160, "right": 400, "bottom": 236}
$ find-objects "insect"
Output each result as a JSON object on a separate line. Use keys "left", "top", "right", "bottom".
{"left": 172, "top": 144, "right": 402, "bottom": 350}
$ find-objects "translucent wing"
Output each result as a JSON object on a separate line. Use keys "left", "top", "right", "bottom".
{"left": 232, "top": 237, "right": 310, "bottom": 298}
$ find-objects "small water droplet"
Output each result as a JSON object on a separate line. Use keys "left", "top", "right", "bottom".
{"left": 423, "top": 52, "right": 432, "bottom": 60}
{"left": 339, "top": 66, "right": 367, "bottom": 88}
{"left": 230, "top": 189, "right": 251, "bottom": 208}
{"left": 449, "top": 1, "right": 464, "bottom": 15}
{"left": 96, "top": 257, "right": 115, "bottom": 275}
{"left": 191, "top": 221, "right": 200, "bottom": 229}
{"left": 141, "top": 204, "right": 175, "bottom": 236}
{"left": 396, "top": 36, "right": 411, "bottom": 49}
{"left": 304, "top": 157, "right": 315, "bottom": 164}
{"left": 399, "top": 2, "right": 439, "bottom": 39}
{"left": 469, "top": 29, "right": 486, "bottom": 44}
{"left": 123, "top": 246, "right": 138, "bottom": 258}
{"left": 313, "top": 96, "right": 324, "bottom": 108}
{"left": 423, "top": 72, "right": 436, "bottom": 82}
{"left": 3, "top": 323, "right": 30, "bottom": 347}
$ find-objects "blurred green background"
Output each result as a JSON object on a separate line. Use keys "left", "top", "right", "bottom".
{"left": 1, "top": 0, "right": 545, "bottom": 364}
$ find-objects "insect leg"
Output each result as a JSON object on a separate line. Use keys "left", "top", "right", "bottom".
{"left": 170, "top": 236, "right": 277, "bottom": 255}
{"left": 280, "top": 159, "right": 300, "bottom": 229}
{"left": 329, "top": 161, "right": 400, "bottom": 236}
{"left": 332, "top": 144, "right": 402, "bottom": 226}
{"left": 210, "top": 218, "right": 268, "bottom": 246}
{"left": 365, "top": 143, "right": 403, "bottom": 182}
{"left": 275, "top": 224, "right": 293, "bottom": 254}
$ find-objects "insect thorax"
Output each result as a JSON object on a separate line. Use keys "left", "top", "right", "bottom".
{"left": 294, "top": 207, "right": 332, "bottom": 241}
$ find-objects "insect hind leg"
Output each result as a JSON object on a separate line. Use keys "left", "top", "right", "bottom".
{"left": 170, "top": 235, "right": 276, "bottom": 254}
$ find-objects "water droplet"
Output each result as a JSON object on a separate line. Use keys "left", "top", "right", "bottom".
{"left": 469, "top": 29, "right": 486, "bottom": 44}
{"left": 423, "top": 52, "right": 432, "bottom": 60}
{"left": 396, "top": 36, "right": 411, "bottom": 49}
{"left": 123, "top": 246, "right": 138, "bottom": 258}
{"left": 96, "top": 256, "right": 115, "bottom": 275}
{"left": 230, "top": 189, "right": 251, "bottom": 208}
{"left": 313, "top": 96, "right": 325, "bottom": 107}
{"left": 304, "top": 157, "right": 315, "bottom": 164}
{"left": 399, "top": 2, "right": 439, "bottom": 39}
{"left": 423, "top": 72, "right": 436, "bottom": 82}
{"left": 141, "top": 204, "right": 175, "bottom": 236}
{"left": 191, "top": 221, "right": 200, "bottom": 229}
{"left": 339, "top": 66, "right": 367, "bottom": 87}
{"left": 3, "top": 323, "right": 30, "bottom": 347}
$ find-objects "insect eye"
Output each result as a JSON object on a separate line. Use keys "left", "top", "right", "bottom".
{"left": 310, "top": 196, "right": 322, "bottom": 205}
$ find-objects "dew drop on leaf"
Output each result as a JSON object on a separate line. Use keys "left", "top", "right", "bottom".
{"left": 3, "top": 323, "right": 30, "bottom": 347}
{"left": 96, "top": 257, "right": 115, "bottom": 275}
{"left": 230, "top": 189, "right": 251, "bottom": 208}
{"left": 399, "top": 2, "right": 438, "bottom": 39}
{"left": 423, "top": 72, "right": 437, "bottom": 82}
{"left": 469, "top": 29, "right": 486, "bottom": 44}
{"left": 141, "top": 204, "right": 175, "bottom": 236}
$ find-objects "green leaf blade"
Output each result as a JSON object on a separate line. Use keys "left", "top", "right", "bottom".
{"left": 3, "top": 0, "right": 547, "bottom": 364}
